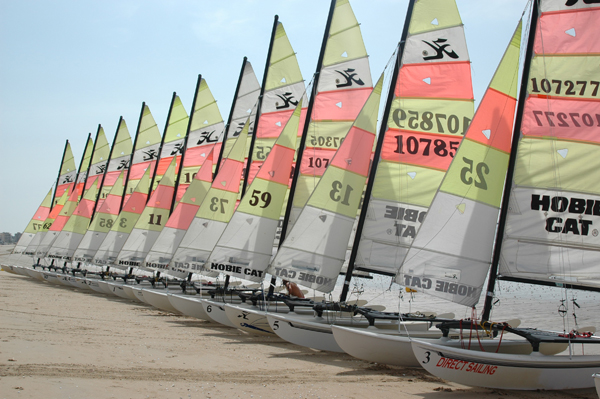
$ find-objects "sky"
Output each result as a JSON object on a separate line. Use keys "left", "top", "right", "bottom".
{"left": 0, "top": 0, "right": 530, "bottom": 233}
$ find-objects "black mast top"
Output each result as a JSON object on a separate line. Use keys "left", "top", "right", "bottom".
{"left": 482, "top": 1, "right": 539, "bottom": 321}
{"left": 215, "top": 57, "right": 249, "bottom": 176}
{"left": 241, "top": 15, "right": 279, "bottom": 197}
{"left": 340, "top": 1, "right": 417, "bottom": 302}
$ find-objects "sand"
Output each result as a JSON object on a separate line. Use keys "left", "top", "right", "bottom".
{"left": 0, "top": 252, "right": 597, "bottom": 398}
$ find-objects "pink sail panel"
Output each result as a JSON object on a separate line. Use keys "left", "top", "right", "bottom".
{"left": 254, "top": 144, "right": 296, "bottom": 186}
{"left": 381, "top": 130, "right": 460, "bottom": 171}
{"left": 211, "top": 159, "right": 244, "bottom": 193}
{"left": 329, "top": 126, "right": 375, "bottom": 176}
{"left": 165, "top": 203, "right": 198, "bottom": 230}
{"left": 155, "top": 155, "right": 181, "bottom": 177}
{"left": 462, "top": 88, "right": 517, "bottom": 153}
{"left": 146, "top": 185, "right": 175, "bottom": 210}
{"left": 396, "top": 62, "right": 473, "bottom": 100}
{"left": 97, "top": 192, "right": 122, "bottom": 216}
{"left": 521, "top": 96, "right": 600, "bottom": 142}
{"left": 121, "top": 191, "right": 148, "bottom": 214}
{"left": 312, "top": 88, "right": 373, "bottom": 121}
{"left": 535, "top": 8, "right": 600, "bottom": 55}
{"left": 256, "top": 110, "right": 295, "bottom": 139}
{"left": 49, "top": 188, "right": 80, "bottom": 231}
{"left": 32, "top": 203, "right": 51, "bottom": 223}
{"left": 72, "top": 196, "right": 96, "bottom": 219}
{"left": 299, "top": 148, "right": 337, "bottom": 177}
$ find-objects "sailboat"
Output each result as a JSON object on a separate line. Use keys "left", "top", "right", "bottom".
{"left": 399, "top": 0, "right": 600, "bottom": 390}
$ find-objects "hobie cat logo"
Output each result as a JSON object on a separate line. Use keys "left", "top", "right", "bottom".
{"left": 197, "top": 130, "right": 218, "bottom": 145}
{"left": 61, "top": 175, "right": 74, "bottom": 184}
{"left": 275, "top": 92, "right": 298, "bottom": 109}
{"left": 531, "top": 194, "right": 599, "bottom": 237}
{"left": 170, "top": 143, "right": 184, "bottom": 156}
{"left": 422, "top": 38, "right": 459, "bottom": 61}
{"left": 566, "top": 0, "right": 600, "bottom": 5}
{"left": 143, "top": 149, "right": 158, "bottom": 161}
{"left": 117, "top": 159, "right": 130, "bottom": 170}
{"left": 335, "top": 68, "right": 365, "bottom": 88}
{"left": 95, "top": 163, "right": 107, "bottom": 175}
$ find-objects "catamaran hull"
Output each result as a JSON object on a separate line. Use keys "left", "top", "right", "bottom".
{"left": 266, "top": 313, "right": 350, "bottom": 352}
{"left": 26, "top": 267, "right": 46, "bottom": 281}
{"left": 121, "top": 285, "right": 145, "bottom": 303}
{"left": 412, "top": 339, "right": 600, "bottom": 390}
{"left": 42, "top": 271, "right": 60, "bottom": 285}
{"left": 200, "top": 299, "right": 237, "bottom": 328}
{"left": 103, "top": 281, "right": 132, "bottom": 299}
{"left": 168, "top": 294, "right": 212, "bottom": 321}
{"left": 141, "top": 288, "right": 181, "bottom": 313}
{"left": 223, "top": 303, "right": 279, "bottom": 336}
{"left": 68, "top": 276, "right": 91, "bottom": 290}
{"left": 594, "top": 374, "right": 600, "bottom": 396}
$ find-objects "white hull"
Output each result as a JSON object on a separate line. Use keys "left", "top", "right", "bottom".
{"left": 412, "top": 339, "right": 600, "bottom": 390}
{"left": 26, "top": 267, "right": 46, "bottom": 281}
{"left": 105, "top": 281, "right": 134, "bottom": 300}
{"left": 69, "top": 276, "right": 91, "bottom": 290}
{"left": 85, "top": 277, "right": 108, "bottom": 294}
{"left": 121, "top": 284, "right": 145, "bottom": 303}
{"left": 266, "top": 312, "right": 374, "bottom": 353}
{"left": 200, "top": 299, "right": 236, "bottom": 328}
{"left": 141, "top": 288, "right": 181, "bottom": 313}
{"left": 331, "top": 325, "right": 565, "bottom": 368}
{"left": 42, "top": 271, "right": 60, "bottom": 285}
{"left": 594, "top": 373, "right": 600, "bottom": 397}
{"left": 168, "top": 294, "right": 212, "bottom": 321}
{"left": 55, "top": 273, "right": 75, "bottom": 287}
{"left": 223, "top": 303, "right": 280, "bottom": 336}
{"left": 131, "top": 287, "right": 149, "bottom": 304}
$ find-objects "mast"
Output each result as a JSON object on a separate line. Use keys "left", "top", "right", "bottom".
{"left": 482, "top": 0, "right": 539, "bottom": 321}
{"left": 51, "top": 140, "right": 71, "bottom": 209}
{"left": 215, "top": 57, "right": 248, "bottom": 175}
{"left": 171, "top": 76, "right": 202, "bottom": 215}
{"left": 241, "top": 15, "right": 279, "bottom": 196}
{"left": 149, "top": 92, "right": 177, "bottom": 194}
{"left": 267, "top": 0, "right": 337, "bottom": 295}
{"left": 119, "top": 102, "right": 146, "bottom": 211}
{"left": 340, "top": 0, "right": 416, "bottom": 302}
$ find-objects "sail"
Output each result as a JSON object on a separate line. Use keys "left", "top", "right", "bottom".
{"left": 97, "top": 118, "right": 132, "bottom": 210}
{"left": 355, "top": 0, "right": 474, "bottom": 276}
{"left": 125, "top": 104, "right": 162, "bottom": 203}
{"left": 54, "top": 141, "right": 77, "bottom": 206}
{"left": 152, "top": 95, "right": 189, "bottom": 193}
{"left": 289, "top": 0, "right": 373, "bottom": 231}
{"left": 247, "top": 21, "right": 307, "bottom": 186}
{"left": 12, "top": 187, "right": 53, "bottom": 254}
{"left": 46, "top": 178, "right": 101, "bottom": 261}
{"left": 73, "top": 171, "right": 126, "bottom": 263}
{"left": 23, "top": 190, "right": 70, "bottom": 257}
{"left": 93, "top": 167, "right": 152, "bottom": 266}
{"left": 396, "top": 22, "right": 523, "bottom": 307}
{"left": 114, "top": 157, "right": 178, "bottom": 269}
{"left": 168, "top": 118, "right": 250, "bottom": 278}
{"left": 179, "top": 79, "right": 224, "bottom": 201}
{"left": 35, "top": 185, "right": 81, "bottom": 258}
{"left": 499, "top": 2, "right": 600, "bottom": 288}
{"left": 220, "top": 61, "right": 260, "bottom": 176}
{"left": 207, "top": 100, "right": 303, "bottom": 281}
{"left": 144, "top": 149, "right": 215, "bottom": 273}
{"left": 74, "top": 136, "right": 94, "bottom": 199}
{"left": 85, "top": 127, "right": 111, "bottom": 192}
{"left": 269, "top": 75, "right": 383, "bottom": 292}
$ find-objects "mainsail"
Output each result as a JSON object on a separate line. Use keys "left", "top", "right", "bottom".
{"left": 23, "top": 190, "right": 70, "bottom": 257}
{"left": 94, "top": 167, "right": 152, "bottom": 266}
{"left": 54, "top": 141, "right": 77, "bottom": 206}
{"left": 74, "top": 136, "right": 94, "bottom": 199}
{"left": 73, "top": 171, "right": 126, "bottom": 263}
{"left": 269, "top": 76, "right": 384, "bottom": 292}
{"left": 168, "top": 118, "right": 250, "bottom": 277}
{"left": 498, "top": 2, "right": 600, "bottom": 290}
{"left": 125, "top": 104, "right": 162, "bottom": 203}
{"left": 354, "top": 0, "right": 474, "bottom": 276}
{"left": 397, "top": 20, "right": 523, "bottom": 307}
{"left": 207, "top": 101, "right": 304, "bottom": 282}
{"left": 288, "top": 0, "right": 373, "bottom": 231}
{"left": 97, "top": 118, "right": 133, "bottom": 210}
{"left": 114, "top": 157, "right": 178, "bottom": 269}
{"left": 178, "top": 77, "right": 225, "bottom": 200}
{"left": 84, "top": 125, "right": 111, "bottom": 192}
{"left": 12, "top": 187, "right": 53, "bottom": 254}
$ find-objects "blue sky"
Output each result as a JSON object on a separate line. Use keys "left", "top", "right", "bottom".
{"left": 0, "top": 0, "right": 529, "bottom": 233}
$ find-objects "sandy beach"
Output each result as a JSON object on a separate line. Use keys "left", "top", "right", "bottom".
{"left": 0, "top": 248, "right": 597, "bottom": 399}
